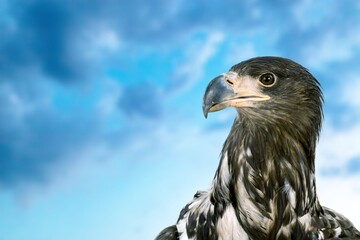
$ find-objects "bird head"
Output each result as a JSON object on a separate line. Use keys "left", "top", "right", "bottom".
{"left": 203, "top": 57, "right": 323, "bottom": 138}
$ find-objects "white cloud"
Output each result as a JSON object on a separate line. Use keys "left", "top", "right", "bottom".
{"left": 315, "top": 114, "right": 360, "bottom": 228}
{"left": 289, "top": 1, "right": 360, "bottom": 69}
{"left": 118, "top": 122, "right": 228, "bottom": 239}
{"left": 225, "top": 42, "right": 257, "bottom": 66}
{"left": 340, "top": 75, "right": 360, "bottom": 108}
{"left": 292, "top": 0, "right": 328, "bottom": 30}
{"left": 95, "top": 29, "right": 121, "bottom": 52}
{"left": 95, "top": 77, "right": 123, "bottom": 117}
{"left": 316, "top": 122, "right": 360, "bottom": 170}
{"left": 0, "top": 79, "right": 52, "bottom": 123}
{"left": 303, "top": 31, "right": 360, "bottom": 69}
{"left": 169, "top": 31, "right": 224, "bottom": 94}
{"left": 317, "top": 175, "right": 360, "bottom": 228}
{"left": 315, "top": 64, "right": 360, "bottom": 172}
{"left": 0, "top": 83, "right": 32, "bottom": 120}
{"left": 76, "top": 25, "right": 122, "bottom": 61}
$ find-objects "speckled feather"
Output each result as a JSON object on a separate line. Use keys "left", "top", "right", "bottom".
{"left": 155, "top": 57, "right": 360, "bottom": 240}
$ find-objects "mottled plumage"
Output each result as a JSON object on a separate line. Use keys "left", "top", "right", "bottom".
{"left": 155, "top": 57, "right": 360, "bottom": 240}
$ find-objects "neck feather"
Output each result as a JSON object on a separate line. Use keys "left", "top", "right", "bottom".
{"left": 211, "top": 116, "right": 322, "bottom": 238}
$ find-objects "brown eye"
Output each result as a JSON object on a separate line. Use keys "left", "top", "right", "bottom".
{"left": 259, "top": 73, "right": 276, "bottom": 86}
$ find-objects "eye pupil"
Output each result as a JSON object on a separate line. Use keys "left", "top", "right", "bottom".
{"left": 259, "top": 73, "right": 275, "bottom": 86}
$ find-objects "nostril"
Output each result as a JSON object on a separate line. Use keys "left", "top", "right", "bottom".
{"left": 226, "top": 79, "right": 234, "bottom": 86}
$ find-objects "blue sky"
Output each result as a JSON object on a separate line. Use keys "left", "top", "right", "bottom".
{"left": 1, "top": 0, "right": 360, "bottom": 239}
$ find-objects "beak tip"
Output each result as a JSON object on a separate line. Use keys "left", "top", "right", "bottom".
{"left": 202, "top": 106, "right": 209, "bottom": 118}
{"left": 202, "top": 74, "right": 234, "bottom": 119}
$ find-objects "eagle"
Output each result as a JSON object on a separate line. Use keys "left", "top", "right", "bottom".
{"left": 155, "top": 57, "right": 360, "bottom": 240}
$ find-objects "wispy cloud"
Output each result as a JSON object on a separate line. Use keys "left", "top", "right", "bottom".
{"left": 340, "top": 75, "right": 360, "bottom": 108}
{"left": 317, "top": 122, "right": 360, "bottom": 173}
{"left": 317, "top": 175, "right": 360, "bottom": 228}
{"left": 168, "top": 32, "right": 224, "bottom": 94}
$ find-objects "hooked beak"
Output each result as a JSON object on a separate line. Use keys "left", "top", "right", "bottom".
{"left": 202, "top": 72, "right": 270, "bottom": 118}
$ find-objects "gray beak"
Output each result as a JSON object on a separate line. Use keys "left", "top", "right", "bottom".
{"left": 202, "top": 75, "right": 236, "bottom": 118}
{"left": 202, "top": 73, "right": 270, "bottom": 118}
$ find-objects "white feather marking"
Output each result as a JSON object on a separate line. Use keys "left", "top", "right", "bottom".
{"left": 218, "top": 151, "right": 230, "bottom": 186}
{"left": 298, "top": 214, "right": 312, "bottom": 231}
{"left": 245, "top": 147, "right": 252, "bottom": 157}
{"left": 283, "top": 180, "right": 296, "bottom": 209}
{"left": 216, "top": 206, "right": 248, "bottom": 240}
{"left": 177, "top": 219, "right": 189, "bottom": 240}
{"left": 237, "top": 159, "right": 270, "bottom": 228}
{"left": 334, "top": 226, "right": 342, "bottom": 237}
{"left": 177, "top": 192, "right": 213, "bottom": 240}
{"left": 277, "top": 225, "right": 291, "bottom": 238}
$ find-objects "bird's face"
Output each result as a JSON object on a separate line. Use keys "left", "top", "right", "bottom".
{"left": 202, "top": 70, "right": 272, "bottom": 118}
{"left": 203, "top": 57, "right": 323, "bottom": 130}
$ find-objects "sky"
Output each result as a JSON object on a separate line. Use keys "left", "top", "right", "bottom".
{"left": 1, "top": 0, "right": 360, "bottom": 239}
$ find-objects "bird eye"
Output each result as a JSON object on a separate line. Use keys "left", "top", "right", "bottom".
{"left": 259, "top": 73, "right": 276, "bottom": 87}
